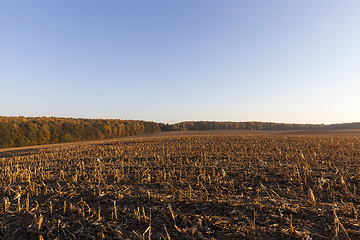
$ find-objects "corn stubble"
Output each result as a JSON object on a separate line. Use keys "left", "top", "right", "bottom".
{"left": 0, "top": 135, "right": 360, "bottom": 239}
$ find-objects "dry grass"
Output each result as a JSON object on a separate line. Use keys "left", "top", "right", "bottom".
{"left": 0, "top": 134, "right": 360, "bottom": 239}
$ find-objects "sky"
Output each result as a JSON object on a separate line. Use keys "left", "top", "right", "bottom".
{"left": 1, "top": 1, "right": 360, "bottom": 124}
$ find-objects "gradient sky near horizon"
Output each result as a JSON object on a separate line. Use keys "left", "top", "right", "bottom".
{"left": 1, "top": 1, "right": 360, "bottom": 124}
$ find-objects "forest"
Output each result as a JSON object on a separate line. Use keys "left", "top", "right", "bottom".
{"left": 1, "top": 116, "right": 360, "bottom": 149}
{"left": 159, "top": 121, "right": 360, "bottom": 131}
{"left": 0, "top": 116, "right": 161, "bottom": 148}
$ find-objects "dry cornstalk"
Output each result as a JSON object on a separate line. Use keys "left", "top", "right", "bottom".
{"left": 4, "top": 197, "right": 10, "bottom": 213}
{"left": 252, "top": 210, "right": 256, "bottom": 233}
{"left": 37, "top": 214, "right": 43, "bottom": 231}
{"left": 308, "top": 188, "right": 316, "bottom": 205}
{"left": 333, "top": 206, "right": 351, "bottom": 240}
{"left": 113, "top": 200, "right": 118, "bottom": 220}
{"left": 289, "top": 214, "right": 294, "bottom": 236}
{"left": 163, "top": 224, "right": 171, "bottom": 240}
{"left": 26, "top": 193, "right": 29, "bottom": 212}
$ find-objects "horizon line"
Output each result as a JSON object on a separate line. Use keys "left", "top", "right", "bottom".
{"left": 1, "top": 115, "right": 358, "bottom": 126}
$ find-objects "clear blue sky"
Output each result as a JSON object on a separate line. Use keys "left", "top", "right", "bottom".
{"left": 1, "top": 1, "right": 359, "bottom": 124}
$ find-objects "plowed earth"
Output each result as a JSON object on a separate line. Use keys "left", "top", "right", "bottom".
{"left": 0, "top": 130, "right": 360, "bottom": 239}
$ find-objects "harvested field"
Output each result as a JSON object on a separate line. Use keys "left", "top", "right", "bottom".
{"left": 2, "top": 129, "right": 360, "bottom": 154}
{"left": 0, "top": 133, "right": 360, "bottom": 239}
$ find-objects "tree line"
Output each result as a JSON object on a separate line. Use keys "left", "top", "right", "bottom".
{"left": 1, "top": 117, "right": 360, "bottom": 149}
{"left": 0, "top": 116, "right": 161, "bottom": 148}
{"left": 159, "top": 121, "right": 360, "bottom": 131}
